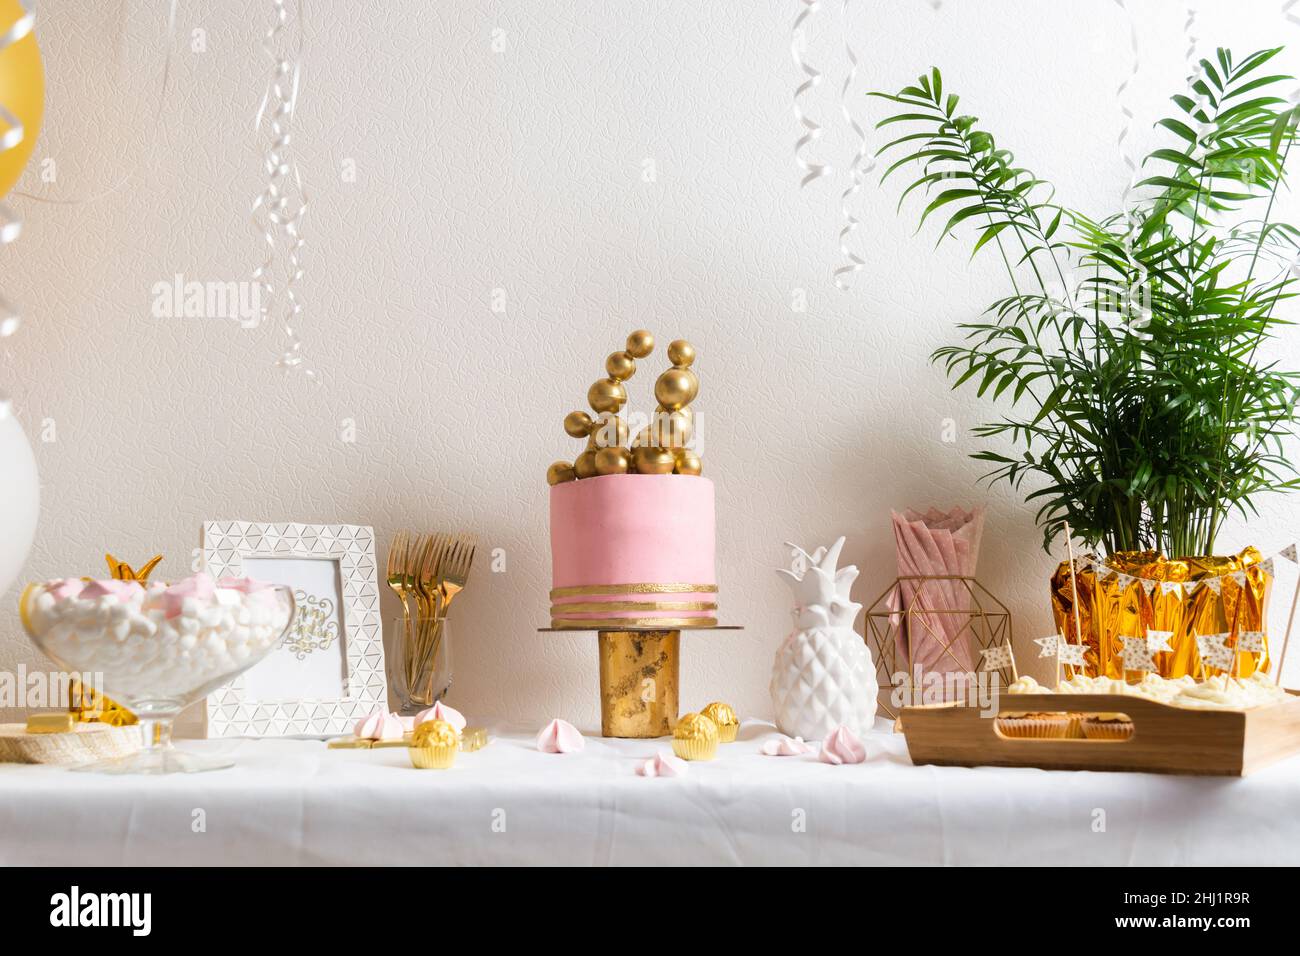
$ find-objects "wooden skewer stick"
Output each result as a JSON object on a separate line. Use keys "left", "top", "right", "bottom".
{"left": 1063, "top": 522, "right": 1085, "bottom": 680}
{"left": 1277, "top": 569, "right": 1300, "bottom": 683}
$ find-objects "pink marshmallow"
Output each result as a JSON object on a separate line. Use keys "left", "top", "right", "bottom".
{"left": 46, "top": 578, "right": 86, "bottom": 601}
{"left": 162, "top": 572, "right": 216, "bottom": 619}
{"left": 79, "top": 579, "right": 144, "bottom": 601}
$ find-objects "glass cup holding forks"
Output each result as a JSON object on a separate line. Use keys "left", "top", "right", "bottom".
{"left": 389, "top": 615, "right": 453, "bottom": 715}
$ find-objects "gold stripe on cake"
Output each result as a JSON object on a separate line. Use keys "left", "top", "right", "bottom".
{"left": 549, "top": 582, "right": 718, "bottom": 599}
{"left": 550, "top": 600, "right": 718, "bottom": 613}
{"left": 550, "top": 616, "right": 719, "bottom": 629}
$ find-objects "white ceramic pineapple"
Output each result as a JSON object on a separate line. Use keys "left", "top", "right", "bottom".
{"left": 770, "top": 537, "right": 878, "bottom": 740}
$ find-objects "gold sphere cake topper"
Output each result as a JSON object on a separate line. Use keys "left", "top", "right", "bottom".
{"left": 700, "top": 701, "right": 738, "bottom": 743}
{"left": 606, "top": 351, "right": 636, "bottom": 381}
{"left": 563, "top": 410, "right": 593, "bottom": 439}
{"left": 633, "top": 446, "right": 675, "bottom": 475}
{"left": 626, "top": 329, "right": 655, "bottom": 358}
{"left": 553, "top": 331, "right": 702, "bottom": 481}
{"left": 588, "top": 378, "right": 626, "bottom": 414}
{"left": 594, "top": 447, "right": 631, "bottom": 475}
{"left": 671, "top": 711, "right": 720, "bottom": 761}
{"left": 547, "top": 461, "right": 576, "bottom": 485}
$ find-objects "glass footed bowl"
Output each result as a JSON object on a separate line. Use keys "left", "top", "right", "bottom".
{"left": 19, "top": 578, "right": 296, "bottom": 774}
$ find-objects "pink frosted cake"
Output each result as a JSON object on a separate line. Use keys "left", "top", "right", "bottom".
{"left": 549, "top": 474, "right": 717, "bottom": 628}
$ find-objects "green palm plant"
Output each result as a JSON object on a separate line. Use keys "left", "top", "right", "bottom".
{"left": 873, "top": 48, "right": 1300, "bottom": 556}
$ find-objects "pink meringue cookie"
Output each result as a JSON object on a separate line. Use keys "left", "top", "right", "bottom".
{"left": 536, "top": 718, "right": 585, "bottom": 754}
{"left": 353, "top": 707, "right": 405, "bottom": 741}
{"left": 818, "top": 725, "right": 867, "bottom": 765}
{"left": 637, "top": 750, "right": 688, "bottom": 777}
{"left": 46, "top": 578, "right": 86, "bottom": 601}
{"left": 161, "top": 572, "right": 216, "bottom": 619}
{"left": 760, "top": 734, "right": 812, "bottom": 757}
{"left": 79, "top": 579, "right": 144, "bottom": 601}
{"left": 414, "top": 701, "right": 466, "bottom": 733}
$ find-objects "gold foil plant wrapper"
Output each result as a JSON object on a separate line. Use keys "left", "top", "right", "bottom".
{"left": 1051, "top": 547, "right": 1270, "bottom": 680}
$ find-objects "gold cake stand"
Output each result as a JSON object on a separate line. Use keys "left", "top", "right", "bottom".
{"left": 539, "top": 625, "right": 743, "bottom": 738}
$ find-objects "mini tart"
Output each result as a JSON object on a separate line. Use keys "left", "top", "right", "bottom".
{"left": 995, "top": 713, "right": 1070, "bottom": 739}
{"left": 409, "top": 718, "right": 459, "bottom": 769}
{"left": 671, "top": 712, "right": 719, "bottom": 761}
{"left": 700, "top": 701, "right": 739, "bottom": 743}
{"left": 1081, "top": 714, "right": 1134, "bottom": 740}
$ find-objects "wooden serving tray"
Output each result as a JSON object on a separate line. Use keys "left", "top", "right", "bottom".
{"left": 899, "top": 691, "right": 1300, "bottom": 776}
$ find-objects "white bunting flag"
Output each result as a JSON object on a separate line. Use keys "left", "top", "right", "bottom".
{"left": 1204, "top": 576, "right": 1222, "bottom": 595}
{"left": 1160, "top": 581, "right": 1181, "bottom": 596}
{"left": 1146, "top": 630, "right": 1174, "bottom": 654}
{"left": 1057, "top": 642, "right": 1088, "bottom": 667}
{"left": 1142, "top": 578, "right": 1157, "bottom": 596}
{"left": 1231, "top": 571, "right": 1247, "bottom": 587}
{"left": 1115, "top": 573, "right": 1133, "bottom": 591}
{"left": 1196, "top": 632, "right": 1236, "bottom": 672}
{"left": 1238, "top": 630, "right": 1267, "bottom": 654}
{"left": 1184, "top": 579, "right": 1200, "bottom": 594}
{"left": 1259, "top": 558, "right": 1275, "bottom": 578}
{"left": 1282, "top": 543, "right": 1298, "bottom": 563}
{"left": 1034, "top": 635, "right": 1063, "bottom": 659}
{"left": 980, "top": 644, "right": 1014, "bottom": 671}
{"left": 1120, "top": 635, "right": 1157, "bottom": 673}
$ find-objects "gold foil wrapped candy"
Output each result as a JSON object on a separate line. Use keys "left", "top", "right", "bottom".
{"left": 671, "top": 711, "right": 719, "bottom": 761}
{"left": 1051, "top": 547, "right": 1271, "bottom": 680}
{"left": 409, "top": 718, "right": 459, "bottom": 770}
{"left": 700, "top": 701, "right": 738, "bottom": 742}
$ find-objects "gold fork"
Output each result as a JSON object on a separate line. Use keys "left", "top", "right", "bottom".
{"left": 385, "top": 530, "right": 413, "bottom": 653}
{"left": 427, "top": 535, "right": 476, "bottom": 666}
{"left": 408, "top": 533, "right": 451, "bottom": 691}
{"left": 438, "top": 535, "right": 476, "bottom": 612}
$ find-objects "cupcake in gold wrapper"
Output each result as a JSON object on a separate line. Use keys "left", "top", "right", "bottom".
{"left": 409, "top": 719, "right": 459, "bottom": 769}
{"left": 700, "top": 701, "right": 738, "bottom": 743}
{"left": 671, "top": 711, "right": 719, "bottom": 761}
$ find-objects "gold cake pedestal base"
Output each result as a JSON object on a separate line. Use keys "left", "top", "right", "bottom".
{"left": 539, "top": 625, "right": 742, "bottom": 738}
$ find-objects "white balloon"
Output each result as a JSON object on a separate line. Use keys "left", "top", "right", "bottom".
{"left": 0, "top": 412, "right": 39, "bottom": 599}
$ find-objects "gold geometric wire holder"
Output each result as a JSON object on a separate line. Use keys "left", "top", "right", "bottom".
{"left": 864, "top": 575, "right": 1014, "bottom": 719}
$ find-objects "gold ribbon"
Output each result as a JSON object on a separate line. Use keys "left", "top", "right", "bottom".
{"left": 550, "top": 617, "right": 718, "bottom": 630}
{"left": 551, "top": 600, "right": 717, "bottom": 613}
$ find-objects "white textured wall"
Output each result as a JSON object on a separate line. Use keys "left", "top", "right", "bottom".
{"left": 5, "top": 0, "right": 1300, "bottom": 729}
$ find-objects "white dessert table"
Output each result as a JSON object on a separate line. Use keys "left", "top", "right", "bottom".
{"left": 2, "top": 718, "right": 1297, "bottom": 866}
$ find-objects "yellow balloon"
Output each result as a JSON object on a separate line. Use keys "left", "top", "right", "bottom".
{"left": 0, "top": 0, "right": 44, "bottom": 198}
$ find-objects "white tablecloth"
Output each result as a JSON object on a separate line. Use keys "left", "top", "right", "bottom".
{"left": 2, "top": 719, "right": 1297, "bottom": 865}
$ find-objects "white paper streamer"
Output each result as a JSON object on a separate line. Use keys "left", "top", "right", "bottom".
{"left": 792, "top": 0, "right": 832, "bottom": 188}
{"left": 832, "top": 0, "right": 872, "bottom": 291}
{"left": 1112, "top": 0, "right": 1150, "bottom": 334}
{"left": 252, "top": 0, "right": 316, "bottom": 381}
{"left": 0, "top": 0, "right": 34, "bottom": 358}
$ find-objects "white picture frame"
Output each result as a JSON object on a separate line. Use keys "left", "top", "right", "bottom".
{"left": 202, "top": 521, "right": 386, "bottom": 737}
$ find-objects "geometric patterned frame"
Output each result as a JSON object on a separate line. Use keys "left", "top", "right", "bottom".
{"left": 203, "top": 521, "right": 386, "bottom": 737}
{"left": 863, "top": 575, "right": 1014, "bottom": 719}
